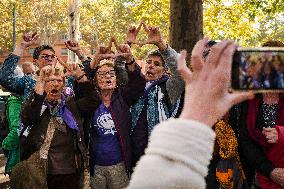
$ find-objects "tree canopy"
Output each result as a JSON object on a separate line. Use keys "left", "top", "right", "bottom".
{"left": 0, "top": 0, "right": 283, "bottom": 58}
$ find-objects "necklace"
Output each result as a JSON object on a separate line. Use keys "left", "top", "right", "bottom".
{"left": 47, "top": 99, "right": 61, "bottom": 117}
{"left": 261, "top": 102, "right": 278, "bottom": 128}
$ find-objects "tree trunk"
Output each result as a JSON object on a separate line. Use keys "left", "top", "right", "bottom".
{"left": 12, "top": 2, "right": 16, "bottom": 51}
{"left": 170, "top": 0, "right": 203, "bottom": 61}
{"left": 69, "top": 0, "right": 80, "bottom": 63}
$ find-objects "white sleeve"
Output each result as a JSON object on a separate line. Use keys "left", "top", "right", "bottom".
{"left": 127, "top": 118, "right": 216, "bottom": 189}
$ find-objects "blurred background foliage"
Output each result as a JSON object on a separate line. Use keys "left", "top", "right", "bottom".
{"left": 0, "top": 0, "right": 283, "bottom": 59}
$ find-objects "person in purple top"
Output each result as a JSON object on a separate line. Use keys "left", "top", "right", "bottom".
{"left": 86, "top": 43, "right": 146, "bottom": 189}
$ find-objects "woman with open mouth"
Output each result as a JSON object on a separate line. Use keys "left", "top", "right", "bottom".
{"left": 85, "top": 44, "right": 146, "bottom": 189}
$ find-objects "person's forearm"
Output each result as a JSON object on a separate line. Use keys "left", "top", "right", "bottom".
{"left": 125, "top": 58, "right": 135, "bottom": 72}
{"left": 114, "top": 56, "right": 129, "bottom": 86}
{"left": 162, "top": 45, "right": 185, "bottom": 104}
{"left": 128, "top": 118, "right": 215, "bottom": 188}
{"left": 34, "top": 81, "right": 45, "bottom": 95}
{"left": 0, "top": 54, "right": 23, "bottom": 94}
{"left": 156, "top": 40, "right": 167, "bottom": 51}
{"left": 0, "top": 54, "right": 20, "bottom": 80}
{"left": 81, "top": 59, "right": 96, "bottom": 80}
{"left": 122, "top": 63, "right": 146, "bottom": 105}
{"left": 160, "top": 45, "right": 179, "bottom": 71}
{"left": 13, "top": 43, "right": 26, "bottom": 57}
{"left": 75, "top": 49, "right": 88, "bottom": 62}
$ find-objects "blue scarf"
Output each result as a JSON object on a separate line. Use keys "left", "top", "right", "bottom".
{"left": 131, "top": 76, "right": 180, "bottom": 136}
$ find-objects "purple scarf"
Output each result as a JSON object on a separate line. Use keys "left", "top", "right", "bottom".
{"left": 47, "top": 95, "right": 79, "bottom": 131}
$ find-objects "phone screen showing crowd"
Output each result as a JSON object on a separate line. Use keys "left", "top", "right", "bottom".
{"left": 232, "top": 48, "right": 284, "bottom": 90}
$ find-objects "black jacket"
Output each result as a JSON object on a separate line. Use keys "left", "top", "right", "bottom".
{"left": 237, "top": 100, "right": 275, "bottom": 186}
{"left": 205, "top": 102, "right": 275, "bottom": 188}
{"left": 20, "top": 82, "right": 100, "bottom": 168}
{"left": 80, "top": 63, "right": 146, "bottom": 176}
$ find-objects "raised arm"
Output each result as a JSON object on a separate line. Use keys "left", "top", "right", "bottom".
{"left": 64, "top": 63, "right": 101, "bottom": 113}
{"left": 115, "top": 43, "right": 146, "bottom": 106}
{"left": 162, "top": 45, "right": 184, "bottom": 105}
{"left": 120, "top": 62, "right": 145, "bottom": 106}
{"left": 142, "top": 24, "right": 185, "bottom": 104}
{"left": 0, "top": 33, "right": 38, "bottom": 96}
{"left": 65, "top": 40, "right": 95, "bottom": 80}
{"left": 65, "top": 40, "right": 89, "bottom": 62}
{"left": 0, "top": 54, "right": 23, "bottom": 94}
{"left": 20, "top": 65, "right": 50, "bottom": 126}
{"left": 128, "top": 40, "right": 253, "bottom": 189}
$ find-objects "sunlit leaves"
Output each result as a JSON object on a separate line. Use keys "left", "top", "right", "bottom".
{"left": 0, "top": 0, "right": 283, "bottom": 57}
{"left": 203, "top": 0, "right": 284, "bottom": 46}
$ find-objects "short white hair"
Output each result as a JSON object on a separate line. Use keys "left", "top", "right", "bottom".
{"left": 14, "top": 65, "right": 24, "bottom": 78}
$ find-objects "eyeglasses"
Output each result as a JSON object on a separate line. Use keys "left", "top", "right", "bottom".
{"left": 39, "top": 54, "right": 56, "bottom": 60}
{"left": 96, "top": 70, "right": 116, "bottom": 78}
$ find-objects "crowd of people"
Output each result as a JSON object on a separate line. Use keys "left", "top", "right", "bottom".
{"left": 0, "top": 22, "right": 283, "bottom": 189}
{"left": 240, "top": 48, "right": 284, "bottom": 89}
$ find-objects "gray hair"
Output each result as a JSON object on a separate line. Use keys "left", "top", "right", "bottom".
{"left": 14, "top": 65, "right": 24, "bottom": 78}
{"left": 147, "top": 49, "right": 166, "bottom": 67}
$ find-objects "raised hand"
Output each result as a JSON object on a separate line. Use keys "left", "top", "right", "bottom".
{"left": 113, "top": 38, "right": 133, "bottom": 64}
{"left": 64, "top": 63, "right": 83, "bottom": 78}
{"left": 21, "top": 32, "right": 39, "bottom": 47}
{"left": 65, "top": 40, "right": 88, "bottom": 61}
{"left": 39, "top": 65, "right": 55, "bottom": 82}
{"left": 141, "top": 23, "right": 167, "bottom": 50}
{"left": 65, "top": 63, "right": 87, "bottom": 82}
{"left": 103, "top": 37, "right": 114, "bottom": 54}
{"left": 125, "top": 22, "right": 143, "bottom": 45}
{"left": 14, "top": 32, "right": 39, "bottom": 56}
{"left": 56, "top": 56, "right": 68, "bottom": 69}
{"left": 35, "top": 65, "right": 55, "bottom": 95}
{"left": 90, "top": 38, "right": 115, "bottom": 69}
{"left": 65, "top": 40, "right": 80, "bottom": 53}
{"left": 177, "top": 39, "right": 254, "bottom": 127}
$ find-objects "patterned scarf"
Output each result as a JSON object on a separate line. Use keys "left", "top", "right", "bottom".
{"left": 130, "top": 76, "right": 180, "bottom": 136}
{"left": 39, "top": 117, "right": 56, "bottom": 160}
{"left": 46, "top": 94, "right": 79, "bottom": 131}
{"left": 215, "top": 120, "right": 247, "bottom": 189}
{"left": 19, "top": 94, "right": 79, "bottom": 138}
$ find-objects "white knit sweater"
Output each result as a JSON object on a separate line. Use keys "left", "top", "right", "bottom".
{"left": 127, "top": 118, "right": 216, "bottom": 189}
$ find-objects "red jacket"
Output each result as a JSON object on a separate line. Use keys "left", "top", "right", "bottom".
{"left": 258, "top": 126, "right": 284, "bottom": 189}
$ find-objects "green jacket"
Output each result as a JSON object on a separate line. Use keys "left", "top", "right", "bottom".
{"left": 1, "top": 95, "right": 23, "bottom": 173}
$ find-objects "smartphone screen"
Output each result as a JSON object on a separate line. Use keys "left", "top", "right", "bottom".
{"left": 231, "top": 47, "right": 284, "bottom": 91}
